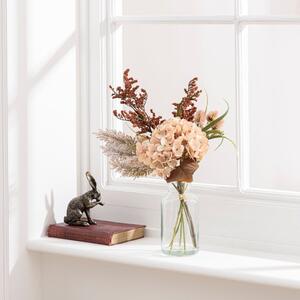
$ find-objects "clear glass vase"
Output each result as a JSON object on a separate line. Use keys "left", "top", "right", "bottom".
{"left": 161, "top": 182, "right": 200, "bottom": 256}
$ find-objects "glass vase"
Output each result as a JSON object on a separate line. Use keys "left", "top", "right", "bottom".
{"left": 161, "top": 182, "right": 200, "bottom": 256}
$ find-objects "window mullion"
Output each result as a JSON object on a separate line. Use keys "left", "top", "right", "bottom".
{"left": 111, "top": 15, "right": 235, "bottom": 25}
{"left": 235, "top": 0, "right": 244, "bottom": 191}
{"left": 110, "top": 16, "right": 300, "bottom": 26}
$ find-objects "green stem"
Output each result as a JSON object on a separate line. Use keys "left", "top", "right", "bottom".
{"left": 182, "top": 214, "right": 186, "bottom": 251}
{"left": 179, "top": 212, "right": 183, "bottom": 247}
{"left": 183, "top": 201, "right": 197, "bottom": 248}
{"left": 168, "top": 202, "right": 183, "bottom": 251}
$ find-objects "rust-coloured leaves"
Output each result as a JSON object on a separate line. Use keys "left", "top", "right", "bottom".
{"left": 172, "top": 77, "right": 202, "bottom": 121}
{"left": 166, "top": 158, "right": 199, "bottom": 183}
{"left": 110, "top": 69, "right": 163, "bottom": 134}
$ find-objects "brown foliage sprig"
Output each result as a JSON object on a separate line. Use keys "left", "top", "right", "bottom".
{"left": 172, "top": 77, "right": 202, "bottom": 121}
{"left": 110, "top": 69, "right": 163, "bottom": 134}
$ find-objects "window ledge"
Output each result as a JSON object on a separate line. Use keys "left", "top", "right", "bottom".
{"left": 27, "top": 236, "right": 300, "bottom": 290}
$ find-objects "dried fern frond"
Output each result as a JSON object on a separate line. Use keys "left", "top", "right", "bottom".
{"left": 96, "top": 129, "right": 136, "bottom": 157}
{"left": 95, "top": 129, "right": 152, "bottom": 178}
{"left": 109, "top": 156, "right": 152, "bottom": 178}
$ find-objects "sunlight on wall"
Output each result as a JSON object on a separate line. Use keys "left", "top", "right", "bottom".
{"left": 7, "top": 0, "right": 78, "bottom": 299}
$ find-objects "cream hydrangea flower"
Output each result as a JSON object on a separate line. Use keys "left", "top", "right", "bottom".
{"left": 172, "top": 137, "right": 184, "bottom": 158}
{"left": 136, "top": 117, "right": 209, "bottom": 179}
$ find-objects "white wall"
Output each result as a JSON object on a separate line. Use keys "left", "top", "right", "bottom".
{"left": 7, "top": 0, "right": 78, "bottom": 299}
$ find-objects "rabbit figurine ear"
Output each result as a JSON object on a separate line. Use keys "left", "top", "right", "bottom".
{"left": 86, "top": 172, "right": 97, "bottom": 191}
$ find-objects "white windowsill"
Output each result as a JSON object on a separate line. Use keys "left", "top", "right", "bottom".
{"left": 27, "top": 235, "right": 300, "bottom": 290}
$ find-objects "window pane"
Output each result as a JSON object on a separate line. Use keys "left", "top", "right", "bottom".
{"left": 241, "top": 0, "right": 300, "bottom": 16}
{"left": 114, "top": 24, "right": 237, "bottom": 186}
{"left": 247, "top": 25, "right": 300, "bottom": 192}
{"left": 116, "top": 0, "right": 234, "bottom": 16}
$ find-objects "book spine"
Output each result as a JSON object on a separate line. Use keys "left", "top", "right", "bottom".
{"left": 48, "top": 226, "right": 113, "bottom": 246}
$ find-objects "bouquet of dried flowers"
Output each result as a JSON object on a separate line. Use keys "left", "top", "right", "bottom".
{"left": 96, "top": 69, "right": 233, "bottom": 254}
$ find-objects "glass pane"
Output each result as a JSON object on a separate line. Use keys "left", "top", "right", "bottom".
{"left": 241, "top": 0, "right": 300, "bottom": 16}
{"left": 247, "top": 25, "right": 300, "bottom": 192}
{"left": 113, "top": 24, "right": 237, "bottom": 186}
{"left": 116, "top": 0, "right": 234, "bottom": 16}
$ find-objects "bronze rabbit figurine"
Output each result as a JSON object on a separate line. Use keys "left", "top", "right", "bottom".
{"left": 64, "top": 172, "right": 104, "bottom": 226}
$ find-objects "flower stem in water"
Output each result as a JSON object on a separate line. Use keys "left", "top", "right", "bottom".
{"left": 168, "top": 182, "right": 197, "bottom": 254}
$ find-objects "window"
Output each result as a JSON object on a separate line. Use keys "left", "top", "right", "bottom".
{"left": 85, "top": 0, "right": 300, "bottom": 213}
{"left": 89, "top": 0, "right": 300, "bottom": 199}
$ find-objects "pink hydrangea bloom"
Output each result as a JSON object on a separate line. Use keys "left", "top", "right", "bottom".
{"left": 136, "top": 118, "right": 209, "bottom": 179}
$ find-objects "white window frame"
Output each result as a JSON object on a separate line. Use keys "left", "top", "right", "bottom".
{"left": 85, "top": 0, "right": 300, "bottom": 205}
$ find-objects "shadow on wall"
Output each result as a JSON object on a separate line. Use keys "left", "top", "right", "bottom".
{"left": 43, "top": 190, "right": 56, "bottom": 235}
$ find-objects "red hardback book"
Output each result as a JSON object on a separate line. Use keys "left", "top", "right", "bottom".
{"left": 47, "top": 220, "right": 146, "bottom": 246}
